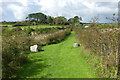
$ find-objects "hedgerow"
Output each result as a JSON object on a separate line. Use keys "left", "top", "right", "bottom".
{"left": 2, "top": 27, "right": 71, "bottom": 78}
{"left": 75, "top": 27, "right": 119, "bottom": 78}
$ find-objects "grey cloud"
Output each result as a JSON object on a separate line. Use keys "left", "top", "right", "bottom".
{"left": 0, "top": 0, "right": 118, "bottom": 23}
{"left": 96, "top": 2, "right": 118, "bottom": 9}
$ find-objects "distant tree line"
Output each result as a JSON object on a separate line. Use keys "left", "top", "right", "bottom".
{"left": 26, "top": 12, "right": 83, "bottom": 25}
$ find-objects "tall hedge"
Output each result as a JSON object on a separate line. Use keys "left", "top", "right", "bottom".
{"left": 75, "top": 27, "right": 119, "bottom": 78}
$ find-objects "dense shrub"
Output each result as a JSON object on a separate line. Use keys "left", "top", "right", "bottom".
{"left": 12, "top": 22, "right": 27, "bottom": 27}
{"left": 75, "top": 22, "right": 83, "bottom": 27}
{"left": 34, "top": 29, "right": 71, "bottom": 45}
{"left": 75, "top": 27, "right": 119, "bottom": 78}
{"left": 3, "top": 27, "right": 26, "bottom": 37}
{"left": 2, "top": 32, "right": 33, "bottom": 78}
{"left": 0, "top": 26, "right": 8, "bottom": 27}
{"left": 12, "top": 27, "right": 23, "bottom": 31}
{"left": 2, "top": 26, "right": 71, "bottom": 78}
{"left": 32, "top": 27, "right": 65, "bottom": 35}
{"left": 12, "top": 21, "right": 33, "bottom": 27}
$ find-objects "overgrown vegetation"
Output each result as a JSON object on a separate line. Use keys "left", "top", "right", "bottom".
{"left": 75, "top": 26, "right": 119, "bottom": 78}
{"left": 34, "top": 29, "right": 71, "bottom": 46}
{"left": 2, "top": 35, "right": 33, "bottom": 78}
{"left": 2, "top": 25, "right": 71, "bottom": 78}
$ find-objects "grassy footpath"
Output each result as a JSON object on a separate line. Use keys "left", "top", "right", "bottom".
{"left": 17, "top": 31, "right": 98, "bottom": 78}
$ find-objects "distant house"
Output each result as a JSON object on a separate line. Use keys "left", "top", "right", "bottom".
{"left": 85, "top": 26, "right": 89, "bottom": 28}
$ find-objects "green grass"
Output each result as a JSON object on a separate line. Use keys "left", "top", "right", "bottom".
{"left": 0, "top": 24, "right": 12, "bottom": 27}
{"left": 3, "top": 25, "right": 63, "bottom": 30}
{"left": 22, "top": 25, "right": 63, "bottom": 29}
{"left": 16, "top": 31, "right": 98, "bottom": 78}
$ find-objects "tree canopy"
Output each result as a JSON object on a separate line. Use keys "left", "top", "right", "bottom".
{"left": 55, "top": 16, "right": 67, "bottom": 25}
{"left": 26, "top": 13, "right": 47, "bottom": 24}
{"left": 26, "top": 12, "right": 83, "bottom": 25}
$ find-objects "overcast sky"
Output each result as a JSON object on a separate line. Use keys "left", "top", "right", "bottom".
{"left": 0, "top": 0, "right": 119, "bottom": 23}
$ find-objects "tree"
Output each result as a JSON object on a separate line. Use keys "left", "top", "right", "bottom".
{"left": 55, "top": 16, "right": 67, "bottom": 25}
{"left": 106, "top": 13, "right": 118, "bottom": 23}
{"left": 89, "top": 16, "right": 100, "bottom": 27}
{"left": 26, "top": 12, "right": 47, "bottom": 24}
{"left": 68, "top": 16, "right": 82, "bottom": 24}
{"left": 89, "top": 16, "right": 100, "bottom": 23}
{"left": 73, "top": 16, "right": 79, "bottom": 23}
{"left": 73, "top": 16, "right": 82, "bottom": 23}
{"left": 36, "top": 13, "right": 47, "bottom": 24}
{"left": 68, "top": 18, "right": 74, "bottom": 24}
{"left": 47, "top": 16, "right": 53, "bottom": 24}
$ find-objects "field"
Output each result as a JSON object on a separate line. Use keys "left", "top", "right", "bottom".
{"left": 21, "top": 25, "right": 64, "bottom": 30}
{"left": 1, "top": 1, "right": 119, "bottom": 79}
{"left": 16, "top": 31, "right": 98, "bottom": 78}
{"left": 1, "top": 24, "right": 64, "bottom": 30}
{"left": 2, "top": 23, "right": 120, "bottom": 78}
